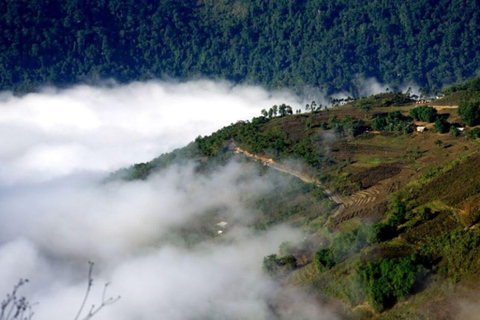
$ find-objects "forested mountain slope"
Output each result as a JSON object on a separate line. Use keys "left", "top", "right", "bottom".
{"left": 2, "top": 0, "right": 479, "bottom": 93}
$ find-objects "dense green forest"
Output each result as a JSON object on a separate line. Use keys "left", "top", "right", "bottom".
{"left": 1, "top": 0, "right": 479, "bottom": 93}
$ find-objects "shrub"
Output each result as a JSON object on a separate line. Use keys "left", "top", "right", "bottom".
{"left": 409, "top": 106, "right": 438, "bottom": 122}
{"left": 388, "top": 198, "right": 407, "bottom": 225}
{"left": 314, "top": 225, "right": 380, "bottom": 272}
{"left": 314, "top": 248, "right": 336, "bottom": 272}
{"left": 342, "top": 116, "right": 366, "bottom": 136}
{"left": 358, "top": 256, "right": 423, "bottom": 312}
{"left": 262, "top": 254, "right": 297, "bottom": 277}
{"left": 458, "top": 99, "right": 480, "bottom": 126}
{"left": 368, "top": 223, "right": 397, "bottom": 243}
{"left": 451, "top": 127, "right": 460, "bottom": 137}
{"left": 419, "top": 207, "right": 434, "bottom": 221}
{"left": 434, "top": 117, "right": 450, "bottom": 133}
{"left": 372, "top": 115, "right": 387, "bottom": 131}
{"left": 421, "top": 229, "right": 480, "bottom": 281}
{"left": 371, "top": 111, "right": 411, "bottom": 133}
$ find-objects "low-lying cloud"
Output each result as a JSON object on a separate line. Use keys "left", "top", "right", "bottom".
{"left": 0, "top": 160, "right": 332, "bottom": 320}
{"left": 0, "top": 80, "right": 341, "bottom": 319}
{"left": 0, "top": 80, "right": 301, "bottom": 185}
{"left": 353, "top": 77, "right": 420, "bottom": 97}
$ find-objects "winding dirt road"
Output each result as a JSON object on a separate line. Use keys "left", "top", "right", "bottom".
{"left": 231, "top": 143, "right": 345, "bottom": 217}
{"left": 231, "top": 142, "right": 383, "bottom": 223}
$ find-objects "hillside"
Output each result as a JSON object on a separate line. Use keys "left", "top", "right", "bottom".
{"left": 116, "top": 78, "right": 480, "bottom": 318}
{"left": 2, "top": 0, "right": 480, "bottom": 93}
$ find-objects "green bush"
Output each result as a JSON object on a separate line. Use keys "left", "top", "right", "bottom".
{"left": 458, "top": 99, "right": 480, "bottom": 126}
{"left": 388, "top": 197, "right": 408, "bottom": 225}
{"left": 372, "top": 115, "right": 388, "bottom": 131}
{"left": 368, "top": 223, "right": 397, "bottom": 243}
{"left": 434, "top": 117, "right": 450, "bottom": 133}
{"left": 421, "top": 229, "right": 480, "bottom": 281}
{"left": 409, "top": 106, "right": 438, "bottom": 122}
{"left": 451, "top": 127, "right": 460, "bottom": 137}
{"left": 342, "top": 116, "right": 366, "bottom": 136}
{"left": 262, "top": 254, "right": 297, "bottom": 277}
{"left": 314, "top": 248, "right": 336, "bottom": 272}
{"left": 419, "top": 207, "right": 434, "bottom": 221}
{"left": 330, "top": 228, "right": 369, "bottom": 261}
{"left": 371, "top": 111, "right": 411, "bottom": 133}
{"left": 314, "top": 225, "right": 383, "bottom": 273}
{"left": 358, "top": 256, "right": 423, "bottom": 312}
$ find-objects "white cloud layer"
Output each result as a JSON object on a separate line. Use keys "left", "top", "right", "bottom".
{"left": 0, "top": 80, "right": 339, "bottom": 319}
{"left": 0, "top": 80, "right": 301, "bottom": 185}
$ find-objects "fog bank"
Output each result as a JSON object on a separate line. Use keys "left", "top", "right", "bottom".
{"left": 0, "top": 80, "right": 339, "bottom": 319}
{"left": 0, "top": 80, "right": 301, "bottom": 185}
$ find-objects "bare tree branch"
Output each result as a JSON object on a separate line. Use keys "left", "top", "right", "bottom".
{"left": 0, "top": 279, "right": 32, "bottom": 320}
{"left": 75, "top": 261, "right": 121, "bottom": 320}
{"left": 81, "top": 282, "right": 121, "bottom": 320}
{"left": 74, "top": 261, "right": 94, "bottom": 320}
{"left": 2, "top": 262, "right": 119, "bottom": 320}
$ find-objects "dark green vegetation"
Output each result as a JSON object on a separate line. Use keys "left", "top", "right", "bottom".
{"left": 371, "top": 110, "right": 411, "bottom": 133}
{"left": 116, "top": 77, "right": 480, "bottom": 318}
{"left": 358, "top": 255, "right": 425, "bottom": 313}
{"left": 458, "top": 99, "right": 480, "bottom": 126}
{"left": 2, "top": 0, "right": 480, "bottom": 93}
{"left": 263, "top": 254, "right": 297, "bottom": 277}
{"left": 353, "top": 92, "right": 413, "bottom": 111}
{"left": 253, "top": 176, "right": 335, "bottom": 230}
{"left": 409, "top": 106, "right": 437, "bottom": 123}
{"left": 421, "top": 229, "right": 480, "bottom": 282}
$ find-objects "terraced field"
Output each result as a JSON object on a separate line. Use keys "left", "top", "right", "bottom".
{"left": 232, "top": 143, "right": 387, "bottom": 223}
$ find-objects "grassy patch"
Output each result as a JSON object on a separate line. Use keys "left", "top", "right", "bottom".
{"left": 415, "top": 154, "right": 480, "bottom": 206}
{"left": 353, "top": 156, "right": 385, "bottom": 167}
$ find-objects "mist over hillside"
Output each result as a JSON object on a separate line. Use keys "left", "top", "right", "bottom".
{"left": 2, "top": 0, "right": 480, "bottom": 314}
{"left": 2, "top": 72, "right": 480, "bottom": 319}
{"left": 0, "top": 80, "right": 301, "bottom": 185}
{"left": 0, "top": 80, "right": 344, "bottom": 319}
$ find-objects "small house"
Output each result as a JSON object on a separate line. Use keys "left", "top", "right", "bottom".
{"left": 416, "top": 126, "right": 426, "bottom": 132}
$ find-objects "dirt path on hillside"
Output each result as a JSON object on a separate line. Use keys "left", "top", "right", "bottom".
{"left": 432, "top": 105, "right": 458, "bottom": 110}
{"left": 231, "top": 142, "right": 386, "bottom": 225}
{"left": 231, "top": 143, "right": 346, "bottom": 216}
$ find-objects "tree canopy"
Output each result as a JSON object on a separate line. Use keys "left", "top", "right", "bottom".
{"left": 1, "top": 0, "right": 480, "bottom": 93}
{"left": 409, "top": 106, "right": 438, "bottom": 123}
{"left": 458, "top": 99, "right": 480, "bottom": 126}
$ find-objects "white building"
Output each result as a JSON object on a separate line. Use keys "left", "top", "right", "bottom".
{"left": 416, "top": 126, "right": 426, "bottom": 132}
